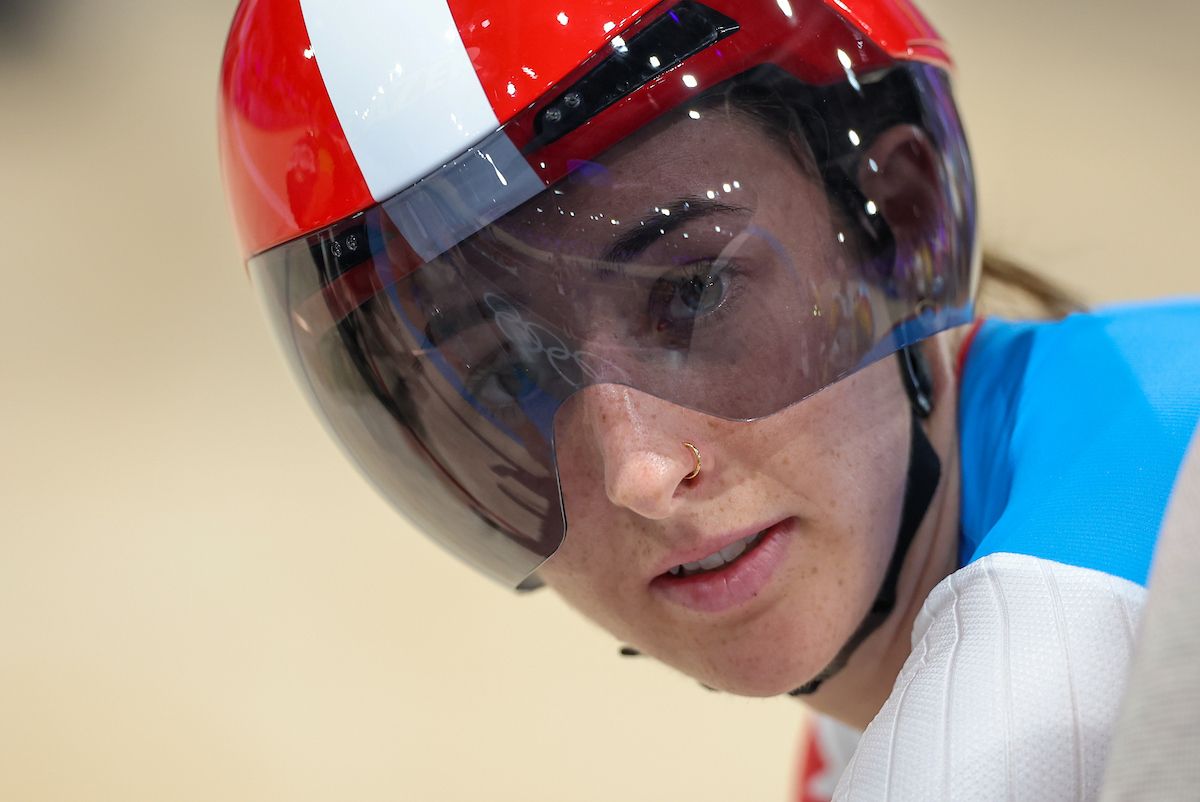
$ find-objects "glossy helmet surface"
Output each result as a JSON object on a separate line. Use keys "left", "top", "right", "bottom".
{"left": 219, "top": 0, "right": 978, "bottom": 587}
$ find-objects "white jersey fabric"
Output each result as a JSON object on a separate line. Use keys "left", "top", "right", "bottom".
{"left": 833, "top": 553, "right": 1145, "bottom": 801}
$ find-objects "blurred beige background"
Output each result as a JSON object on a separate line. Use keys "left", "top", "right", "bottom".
{"left": 0, "top": 1, "right": 1195, "bottom": 800}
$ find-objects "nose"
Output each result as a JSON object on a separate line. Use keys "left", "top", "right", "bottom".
{"left": 571, "top": 384, "right": 702, "bottom": 520}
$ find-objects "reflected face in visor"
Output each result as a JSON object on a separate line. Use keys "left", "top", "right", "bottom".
{"left": 472, "top": 109, "right": 917, "bottom": 696}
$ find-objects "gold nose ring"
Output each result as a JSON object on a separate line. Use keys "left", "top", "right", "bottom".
{"left": 682, "top": 442, "right": 701, "bottom": 481}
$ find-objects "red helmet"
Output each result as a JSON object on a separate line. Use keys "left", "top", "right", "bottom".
{"left": 219, "top": 0, "right": 978, "bottom": 587}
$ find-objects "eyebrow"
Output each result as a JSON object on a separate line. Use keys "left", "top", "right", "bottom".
{"left": 423, "top": 197, "right": 752, "bottom": 344}
{"left": 600, "top": 196, "right": 750, "bottom": 264}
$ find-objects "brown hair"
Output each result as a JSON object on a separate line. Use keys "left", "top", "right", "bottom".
{"left": 976, "top": 251, "right": 1087, "bottom": 320}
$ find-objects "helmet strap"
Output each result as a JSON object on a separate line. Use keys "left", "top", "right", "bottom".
{"left": 898, "top": 343, "right": 935, "bottom": 420}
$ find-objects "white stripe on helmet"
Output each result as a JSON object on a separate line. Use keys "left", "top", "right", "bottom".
{"left": 299, "top": 0, "right": 514, "bottom": 202}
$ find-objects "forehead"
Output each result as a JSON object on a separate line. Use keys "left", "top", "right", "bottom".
{"left": 497, "top": 107, "right": 815, "bottom": 247}
{"left": 577, "top": 108, "right": 773, "bottom": 193}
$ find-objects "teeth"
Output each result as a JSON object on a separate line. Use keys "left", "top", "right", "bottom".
{"left": 668, "top": 531, "right": 764, "bottom": 578}
{"left": 719, "top": 539, "right": 747, "bottom": 563}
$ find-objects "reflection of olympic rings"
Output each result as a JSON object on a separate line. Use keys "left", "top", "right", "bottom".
{"left": 483, "top": 293, "right": 630, "bottom": 388}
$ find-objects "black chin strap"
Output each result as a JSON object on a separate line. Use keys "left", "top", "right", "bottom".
{"left": 788, "top": 347, "right": 941, "bottom": 697}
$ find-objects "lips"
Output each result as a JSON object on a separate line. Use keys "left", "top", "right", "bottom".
{"left": 665, "top": 529, "right": 768, "bottom": 577}
{"left": 649, "top": 518, "right": 794, "bottom": 614}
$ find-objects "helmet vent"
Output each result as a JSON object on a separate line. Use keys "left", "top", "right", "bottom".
{"left": 531, "top": 1, "right": 738, "bottom": 147}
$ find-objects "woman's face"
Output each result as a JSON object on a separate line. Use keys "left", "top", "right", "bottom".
{"left": 496, "top": 107, "right": 914, "bottom": 696}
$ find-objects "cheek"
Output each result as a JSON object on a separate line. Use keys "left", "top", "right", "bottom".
{"left": 538, "top": 531, "right": 648, "bottom": 649}
{"left": 764, "top": 365, "right": 911, "bottom": 584}
{"left": 692, "top": 369, "right": 910, "bottom": 690}
{"left": 535, "top": 413, "right": 640, "bottom": 637}
{"left": 549, "top": 403, "right": 618, "bottom": 574}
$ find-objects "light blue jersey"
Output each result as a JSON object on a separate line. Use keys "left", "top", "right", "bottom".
{"left": 957, "top": 299, "right": 1200, "bottom": 585}
{"left": 833, "top": 300, "right": 1200, "bottom": 800}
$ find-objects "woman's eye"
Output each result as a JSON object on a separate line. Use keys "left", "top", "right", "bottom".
{"left": 651, "top": 263, "right": 733, "bottom": 326}
{"left": 673, "top": 272, "right": 727, "bottom": 317}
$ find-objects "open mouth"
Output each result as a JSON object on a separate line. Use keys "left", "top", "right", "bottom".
{"left": 663, "top": 529, "right": 770, "bottom": 579}
{"left": 650, "top": 519, "right": 794, "bottom": 613}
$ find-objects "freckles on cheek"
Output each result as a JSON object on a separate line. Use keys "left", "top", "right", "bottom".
{"left": 553, "top": 512, "right": 613, "bottom": 595}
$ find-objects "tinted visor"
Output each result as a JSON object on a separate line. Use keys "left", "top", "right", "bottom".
{"left": 250, "top": 7, "right": 976, "bottom": 587}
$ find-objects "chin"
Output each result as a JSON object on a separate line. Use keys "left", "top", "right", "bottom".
{"left": 708, "top": 677, "right": 804, "bottom": 698}
{"left": 676, "top": 642, "right": 827, "bottom": 698}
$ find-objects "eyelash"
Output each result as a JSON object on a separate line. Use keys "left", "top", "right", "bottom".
{"left": 648, "top": 258, "right": 748, "bottom": 333}
{"left": 460, "top": 258, "right": 750, "bottom": 409}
